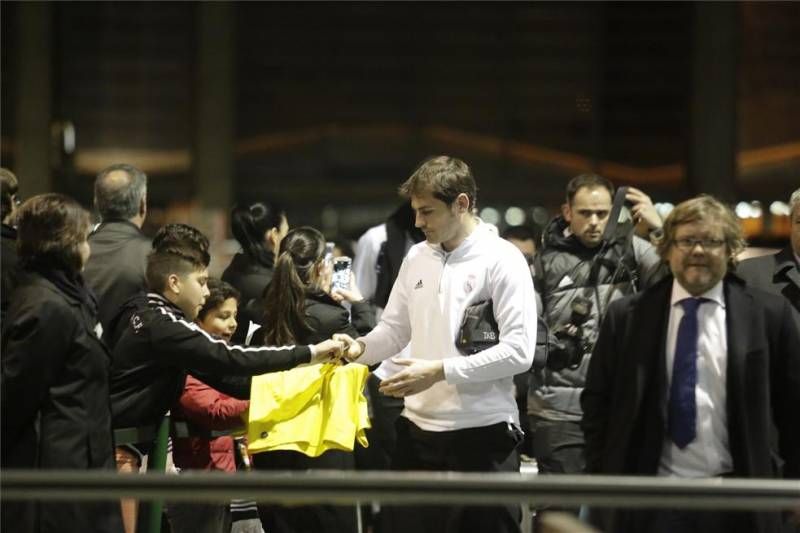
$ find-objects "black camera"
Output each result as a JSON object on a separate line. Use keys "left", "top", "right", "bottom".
{"left": 546, "top": 296, "right": 592, "bottom": 372}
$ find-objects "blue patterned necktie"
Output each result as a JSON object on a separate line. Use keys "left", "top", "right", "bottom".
{"left": 668, "top": 297, "right": 705, "bottom": 449}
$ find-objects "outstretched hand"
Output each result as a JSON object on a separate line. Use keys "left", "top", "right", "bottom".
{"left": 378, "top": 358, "right": 444, "bottom": 398}
{"left": 332, "top": 333, "right": 365, "bottom": 362}
{"left": 311, "top": 338, "right": 345, "bottom": 364}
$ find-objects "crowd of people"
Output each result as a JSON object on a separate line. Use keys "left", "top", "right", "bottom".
{"left": 1, "top": 157, "right": 798, "bottom": 533}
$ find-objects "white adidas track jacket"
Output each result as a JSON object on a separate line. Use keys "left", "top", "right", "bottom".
{"left": 359, "top": 220, "right": 537, "bottom": 431}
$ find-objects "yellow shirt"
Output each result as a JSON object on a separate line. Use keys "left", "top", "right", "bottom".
{"left": 247, "top": 363, "right": 371, "bottom": 457}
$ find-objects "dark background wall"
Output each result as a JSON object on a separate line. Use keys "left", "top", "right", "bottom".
{"left": 1, "top": 1, "right": 798, "bottom": 246}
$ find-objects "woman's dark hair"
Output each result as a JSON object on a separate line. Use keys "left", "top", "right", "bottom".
{"left": 17, "top": 193, "right": 91, "bottom": 275}
{"left": 197, "top": 278, "right": 240, "bottom": 321}
{"left": 231, "top": 201, "right": 286, "bottom": 267}
{"left": 263, "top": 226, "right": 326, "bottom": 345}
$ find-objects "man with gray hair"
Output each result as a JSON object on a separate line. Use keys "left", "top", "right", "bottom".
{"left": 84, "top": 164, "right": 151, "bottom": 335}
{"left": 737, "top": 187, "right": 800, "bottom": 331}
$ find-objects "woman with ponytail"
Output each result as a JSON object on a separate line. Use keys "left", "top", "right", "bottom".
{"left": 255, "top": 226, "right": 375, "bottom": 533}
{"left": 222, "top": 200, "right": 288, "bottom": 343}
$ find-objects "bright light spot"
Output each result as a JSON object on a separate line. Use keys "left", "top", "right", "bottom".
{"left": 735, "top": 202, "right": 751, "bottom": 219}
{"left": 63, "top": 122, "right": 76, "bottom": 154}
{"left": 750, "top": 201, "right": 763, "bottom": 218}
{"left": 769, "top": 201, "right": 790, "bottom": 216}
{"left": 655, "top": 203, "right": 674, "bottom": 218}
{"left": 480, "top": 207, "right": 500, "bottom": 226}
{"left": 504, "top": 207, "right": 526, "bottom": 226}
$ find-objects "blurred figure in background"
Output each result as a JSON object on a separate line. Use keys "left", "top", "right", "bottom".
{"left": 737, "top": 187, "right": 800, "bottom": 331}
{"left": 1, "top": 167, "right": 20, "bottom": 322}
{"left": 502, "top": 224, "right": 540, "bottom": 458}
{"left": 84, "top": 164, "right": 151, "bottom": 334}
{"left": 2, "top": 193, "right": 123, "bottom": 533}
{"left": 502, "top": 225, "right": 538, "bottom": 267}
{"left": 222, "top": 200, "right": 288, "bottom": 344}
{"left": 255, "top": 226, "right": 375, "bottom": 533}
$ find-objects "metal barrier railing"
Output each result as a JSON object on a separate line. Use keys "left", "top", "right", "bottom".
{"left": 2, "top": 470, "right": 799, "bottom": 511}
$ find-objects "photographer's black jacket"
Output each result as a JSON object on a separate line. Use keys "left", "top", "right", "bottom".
{"left": 528, "top": 216, "right": 665, "bottom": 422}
{"left": 110, "top": 293, "right": 310, "bottom": 431}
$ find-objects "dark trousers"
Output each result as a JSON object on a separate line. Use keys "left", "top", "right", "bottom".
{"left": 381, "top": 417, "right": 523, "bottom": 533}
{"left": 355, "top": 375, "right": 405, "bottom": 533}
{"left": 529, "top": 417, "right": 585, "bottom": 523}
{"left": 252, "top": 449, "right": 357, "bottom": 533}
{"left": 528, "top": 418, "right": 585, "bottom": 475}
{"left": 355, "top": 373, "right": 404, "bottom": 472}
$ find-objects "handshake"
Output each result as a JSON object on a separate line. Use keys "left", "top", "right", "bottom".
{"left": 309, "top": 333, "right": 365, "bottom": 364}
{"left": 310, "top": 335, "right": 446, "bottom": 398}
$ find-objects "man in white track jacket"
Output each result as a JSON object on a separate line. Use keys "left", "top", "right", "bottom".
{"left": 336, "top": 156, "right": 536, "bottom": 533}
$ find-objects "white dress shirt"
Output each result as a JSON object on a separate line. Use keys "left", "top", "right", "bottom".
{"left": 658, "top": 279, "right": 733, "bottom": 478}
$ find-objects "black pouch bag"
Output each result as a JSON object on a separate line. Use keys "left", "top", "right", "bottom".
{"left": 456, "top": 299, "right": 499, "bottom": 355}
{"left": 456, "top": 299, "right": 549, "bottom": 370}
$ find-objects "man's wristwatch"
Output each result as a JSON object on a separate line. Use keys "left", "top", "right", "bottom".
{"left": 355, "top": 340, "right": 366, "bottom": 358}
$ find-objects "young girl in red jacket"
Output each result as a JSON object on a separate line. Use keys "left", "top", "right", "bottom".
{"left": 167, "top": 278, "right": 263, "bottom": 533}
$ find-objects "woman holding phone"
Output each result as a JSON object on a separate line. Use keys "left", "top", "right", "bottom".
{"left": 255, "top": 226, "right": 375, "bottom": 533}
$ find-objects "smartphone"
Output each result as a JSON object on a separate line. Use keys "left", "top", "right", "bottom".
{"left": 331, "top": 256, "right": 352, "bottom": 292}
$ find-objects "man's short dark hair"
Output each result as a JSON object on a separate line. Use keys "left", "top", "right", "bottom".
{"left": 152, "top": 223, "right": 211, "bottom": 264}
{"left": 146, "top": 224, "right": 211, "bottom": 293}
{"left": 1, "top": 167, "right": 19, "bottom": 222}
{"left": 501, "top": 225, "right": 538, "bottom": 243}
{"left": 17, "top": 193, "right": 91, "bottom": 275}
{"left": 94, "top": 164, "right": 147, "bottom": 221}
{"left": 197, "top": 278, "right": 240, "bottom": 321}
{"left": 565, "top": 173, "right": 614, "bottom": 205}
{"left": 399, "top": 156, "right": 478, "bottom": 210}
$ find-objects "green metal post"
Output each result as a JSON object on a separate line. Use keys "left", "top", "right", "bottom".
{"left": 138, "top": 416, "right": 170, "bottom": 533}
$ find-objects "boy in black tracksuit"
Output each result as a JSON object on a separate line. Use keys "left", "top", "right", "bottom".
{"left": 109, "top": 224, "right": 341, "bottom": 444}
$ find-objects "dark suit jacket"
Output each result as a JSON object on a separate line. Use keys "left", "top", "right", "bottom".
{"left": 84, "top": 220, "right": 151, "bottom": 332}
{"left": 1, "top": 272, "right": 122, "bottom": 533}
{"left": 298, "top": 289, "right": 376, "bottom": 344}
{"left": 581, "top": 275, "right": 800, "bottom": 533}
{"left": 737, "top": 246, "right": 800, "bottom": 331}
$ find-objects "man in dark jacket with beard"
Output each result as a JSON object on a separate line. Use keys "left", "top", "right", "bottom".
{"left": 527, "top": 174, "right": 666, "bottom": 494}
{"left": 737, "top": 187, "right": 800, "bottom": 332}
{"left": 1, "top": 167, "right": 20, "bottom": 322}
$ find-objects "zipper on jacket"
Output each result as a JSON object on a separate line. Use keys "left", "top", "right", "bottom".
{"left": 438, "top": 252, "right": 450, "bottom": 294}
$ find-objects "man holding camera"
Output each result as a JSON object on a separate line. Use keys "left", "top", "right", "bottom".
{"left": 527, "top": 174, "right": 666, "bottom": 489}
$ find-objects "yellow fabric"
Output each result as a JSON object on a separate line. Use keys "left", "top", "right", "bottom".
{"left": 247, "top": 363, "right": 371, "bottom": 457}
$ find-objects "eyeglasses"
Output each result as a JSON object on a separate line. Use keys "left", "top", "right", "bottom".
{"left": 673, "top": 237, "right": 725, "bottom": 251}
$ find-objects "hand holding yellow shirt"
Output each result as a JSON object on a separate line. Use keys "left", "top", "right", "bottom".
{"left": 246, "top": 362, "right": 371, "bottom": 457}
